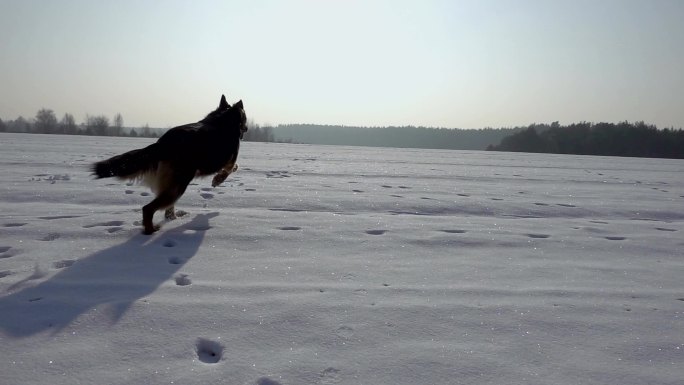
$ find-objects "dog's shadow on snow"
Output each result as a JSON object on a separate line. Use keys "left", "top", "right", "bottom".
{"left": 0, "top": 212, "right": 219, "bottom": 338}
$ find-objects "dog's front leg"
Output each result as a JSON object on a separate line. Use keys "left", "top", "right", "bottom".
{"left": 164, "top": 206, "right": 177, "bottom": 220}
{"left": 211, "top": 163, "right": 238, "bottom": 187}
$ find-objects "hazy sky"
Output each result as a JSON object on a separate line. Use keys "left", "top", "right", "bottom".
{"left": 1, "top": 0, "right": 683, "bottom": 129}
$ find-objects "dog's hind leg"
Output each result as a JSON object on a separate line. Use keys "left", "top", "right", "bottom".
{"left": 141, "top": 169, "right": 194, "bottom": 234}
{"left": 142, "top": 190, "right": 187, "bottom": 234}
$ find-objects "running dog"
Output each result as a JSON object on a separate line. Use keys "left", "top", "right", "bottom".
{"left": 92, "top": 95, "right": 247, "bottom": 234}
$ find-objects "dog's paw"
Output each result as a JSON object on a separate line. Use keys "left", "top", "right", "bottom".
{"left": 164, "top": 208, "right": 177, "bottom": 220}
{"left": 142, "top": 224, "right": 160, "bottom": 235}
{"left": 211, "top": 170, "right": 229, "bottom": 187}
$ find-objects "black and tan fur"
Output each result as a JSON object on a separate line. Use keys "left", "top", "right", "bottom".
{"left": 92, "top": 95, "right": 247, "bottom": 234}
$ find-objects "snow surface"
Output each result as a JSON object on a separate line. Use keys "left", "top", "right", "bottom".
{"left": 1, "top": 133, "right": 683, "bottom": 385}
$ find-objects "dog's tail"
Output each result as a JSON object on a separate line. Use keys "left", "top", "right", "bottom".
{"left": 92, "top": 143, "right": 161, "bottom": 179}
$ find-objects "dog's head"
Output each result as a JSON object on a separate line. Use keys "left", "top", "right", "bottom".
{"left": 203, "top": 95, "right": 248, "bottom": 139}
{"left": 231, "top": 99, "right": 248, "bottom": 140}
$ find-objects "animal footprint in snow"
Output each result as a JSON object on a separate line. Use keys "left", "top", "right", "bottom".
{"left": 335, "top": 326, "right": 354, "bottom": 338}
{"left": 526, "top": 233, "right": 550, "bottom": 239}
{"left": 163, "top": 239, "right": 177, "bottom": 248}
{"left": 319, "top": 367, "right": 341, "bottom": 384}
{"left": 53, "top": 259, "right": 76, "bottom": 269}
{"left": 278, "top": 226, "right": 301, "bottom": 231}
{"left": 0, "top": 270, "right": 13, "bottom": 279}
{"left": 0, "top": 246, "right": 16, "bottom": 259}
{"left": 605, "top": 236, "right": 626, "bottom": 241}
{"left": 44, "top": 174, "right": 71, "bottom": 183}
{"left": 84, "top": 221, "right": 125, "bottom": 228}
{"left": 266, "top": 171, "right": 291, "bottom": 178}
{"left": 534, "top": 202, "right": 549, "bottom": 206}
{"left": 39, "top": 215, "right": 81, "bottom": 220}
{"left": 365, "top": 230, "right": 387, "bottom": 235}
{"left": 200, "top": 193, "right": 214, "bottom": 199}
{"left": 40, "top": 233, "right": 60, "bottom": 241}
{"left": 175, "top": 274, "right": 191, "bottom": 286}
{"left": 3, "top": 223, "right": 27, "bottom": 227}
{"left": 168, "top": 256, "right": 185, "bottom": 265}
{"left": 195, "top": 338, "right": 224, "bottom": 364}
{"left": 656, "top": 227, "right": 677, "bottom": 232}
{"left": 440, "top": 229, "right": 467, "bottom": 234}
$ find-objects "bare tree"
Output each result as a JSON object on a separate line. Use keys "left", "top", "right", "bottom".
{"left": 139, "top": 123, "right": 153, "bottom": 137}
{"left": 35, "top": 108, "right": 58, "bottom": 134}
{"left": 111, "top": 113, "right": 124, "bottom": 136}
{"left": 60, "top": 113, "right": 78, "bottom": 135}
{"left": 13, "top": 116, "right": 31, "bottom": 133}
{"left": 85, "top": 115, "right": 110, "bottom": 136}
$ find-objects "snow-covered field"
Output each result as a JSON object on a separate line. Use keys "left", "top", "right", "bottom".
{"left": 1, "top": 133, "right": 683, "bottom": 385}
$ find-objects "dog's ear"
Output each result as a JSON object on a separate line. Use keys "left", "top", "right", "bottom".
{"left": 219, "top": 95, "right": 230, "bottom": 109}
{"left": 234, "top": 100, "right": 243, "bottom": 110}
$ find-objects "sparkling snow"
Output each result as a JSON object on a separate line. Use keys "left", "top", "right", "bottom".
{"left": 1, "top": 133, "right": 683, "bottom": 385}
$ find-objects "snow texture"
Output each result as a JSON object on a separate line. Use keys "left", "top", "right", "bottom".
{"left": 0, "top": 133, "right": 683, "bottom": 385}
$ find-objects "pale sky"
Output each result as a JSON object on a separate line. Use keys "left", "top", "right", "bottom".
{"left": 1, "top": 0, "right": 683, "bottom": 129}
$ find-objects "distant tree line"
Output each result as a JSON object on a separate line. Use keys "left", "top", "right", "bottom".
{"left": 0, "top": 108, "right": 277, "bottom": 142}
{"left": 242, "top": 120, "right": 275, "bottom": 142}
{"left": 0, "top": 108, "right": 159, "bottom": 137}
{"left": 487, "top": 121, "right": 684, "bottom": 159}
{"left": 3, "top": 109, "right": 682, "bottom": 157}
{"left": 269, "top": 124, "right": 520, "bottom": 150}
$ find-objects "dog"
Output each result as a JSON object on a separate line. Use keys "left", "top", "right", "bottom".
{"left": 92, "top": 95, "right": 247, "bottom": 234}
